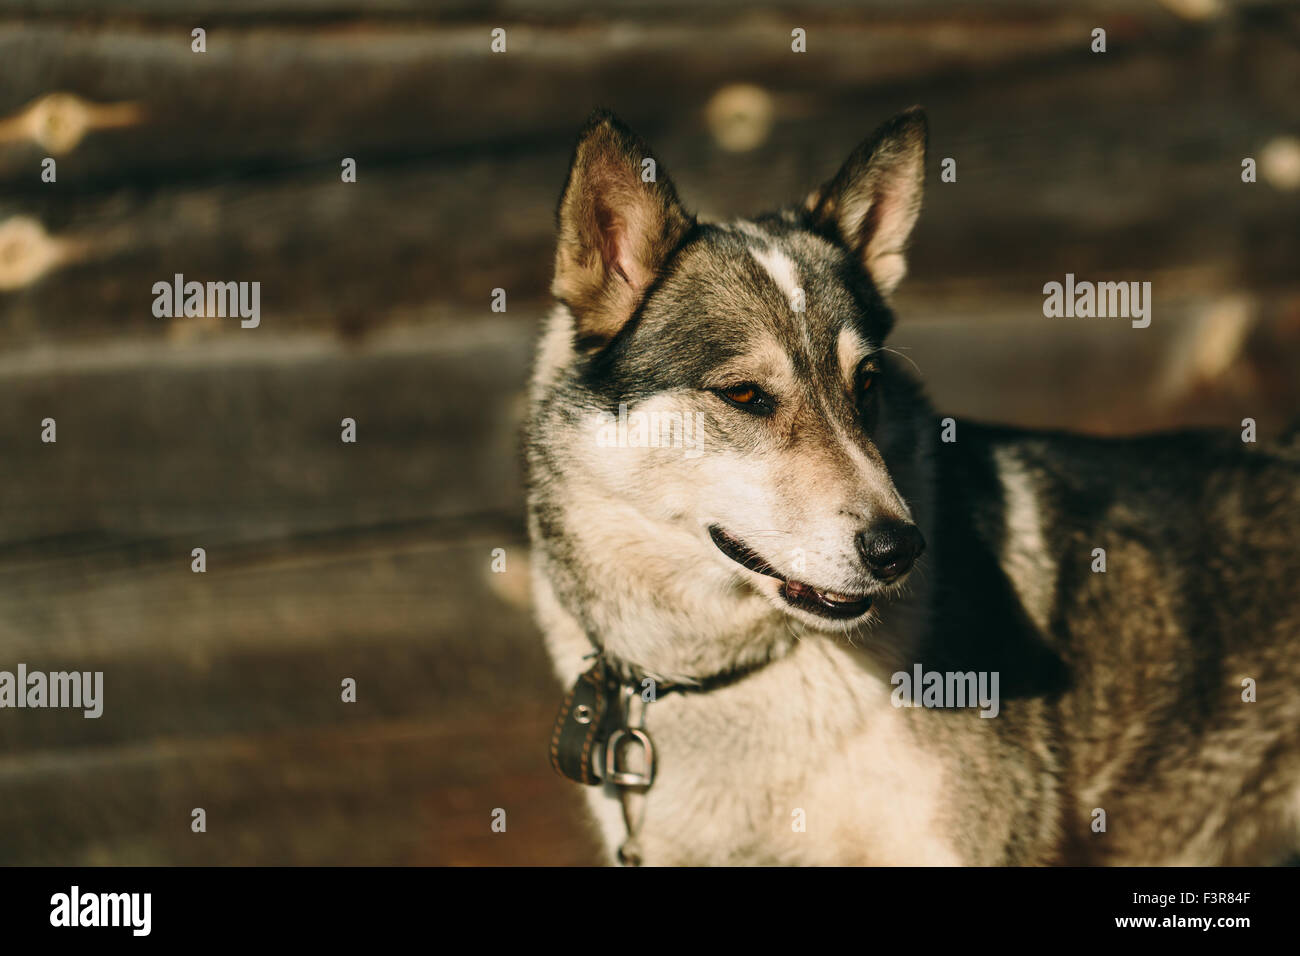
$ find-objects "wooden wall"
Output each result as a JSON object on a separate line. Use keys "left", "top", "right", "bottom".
{"left": 0, "top": 0, "right": 1297, "bottom": 864}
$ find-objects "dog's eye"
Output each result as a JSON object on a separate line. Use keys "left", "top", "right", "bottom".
{"left": 856, "top": 360, "right": 881, "bottom": 399}
{"left": 715, "top": 383, "right": 775, "bottom": 415}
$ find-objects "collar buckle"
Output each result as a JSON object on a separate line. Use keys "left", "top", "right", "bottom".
{"left": 604, "top": 727, "right": 656, "bottom": 787}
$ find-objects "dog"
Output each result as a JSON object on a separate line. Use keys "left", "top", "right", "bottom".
{"left": 525, "top": 107, "right": 1300, "bottom": 865}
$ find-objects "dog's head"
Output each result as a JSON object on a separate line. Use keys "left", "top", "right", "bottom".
{"left": 544, "top": 108, "right": 930, "bottom": 634}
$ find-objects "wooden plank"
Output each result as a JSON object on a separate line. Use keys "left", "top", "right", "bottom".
{"left": 0, "top": 466, "right": 533, "bottom": 744}
{"left": 1, "top": 18, "right": 1296, "bottom": 345}
{"left": 0, "top": 714, "right": 602, "bottom": 864}
{"left": 0, "top": 324, "right": 532, "bottom": 547}
{"left": 0, "top": 531, "right": 601, "bottom": 864}
{"left": 0, "top": 1, "right": 1235, "bottom": 24}
{"left": 1, "top": 6, "right": 1283, "bottom": 186}
{"left": 0, "top": 534, "right": 544, "bottom": 739}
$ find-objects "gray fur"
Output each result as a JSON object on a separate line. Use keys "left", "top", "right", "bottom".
{"left": 526, "top": 109, "right": 1300, "bottom": 865}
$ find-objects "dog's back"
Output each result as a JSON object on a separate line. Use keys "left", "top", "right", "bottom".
{"left": 928, "top": 422, "right": 1300, "bottom": 863}
{"left": 946, "top": 421, "right": 1300, "bottom": 863}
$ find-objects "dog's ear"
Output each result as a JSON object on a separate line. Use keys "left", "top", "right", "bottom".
{"left": 553, "top": 111, "right": 694, "bottom": 350}
{"left": 804, "top": 107, "right": 927, "bottom": 297}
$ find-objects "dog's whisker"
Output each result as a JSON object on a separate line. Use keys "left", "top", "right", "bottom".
{"left": 881, "top": 345, "right": 923, "bottom": 377}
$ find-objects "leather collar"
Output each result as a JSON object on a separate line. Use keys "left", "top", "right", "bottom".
{"left": 548, "top": 651, "right": 770, "bottom": 787}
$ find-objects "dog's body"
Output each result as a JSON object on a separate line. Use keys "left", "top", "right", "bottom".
{"left": 525, "top": 109, "right": 1300, "bottom": 865}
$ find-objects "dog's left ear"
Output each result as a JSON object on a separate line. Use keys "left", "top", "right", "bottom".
{"left": 553, "top": 110, "right": 694, "bottom": 351}
{"left": 804, "top": 107, "right": 928, "bottom": 297}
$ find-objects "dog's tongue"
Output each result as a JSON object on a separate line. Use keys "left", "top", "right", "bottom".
{"left": 780, "top": 575, "right": 872, "bottom": 619}
{"left": 784, "top": 579, "right": 822, "bottom": 600}
{"left": 783, "top": 579, "right": 853, "bottom": 604}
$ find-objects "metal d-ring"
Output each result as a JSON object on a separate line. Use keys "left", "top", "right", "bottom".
{"left": 604, "top": 727, "right": 656, "bottom": 788}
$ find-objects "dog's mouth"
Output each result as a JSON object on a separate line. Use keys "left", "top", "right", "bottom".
{"left": 708, "top": 525, "right": 873, "bottom": 620}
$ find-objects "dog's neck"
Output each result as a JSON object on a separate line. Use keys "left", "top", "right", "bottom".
{"left": 532, "top": 492, "right": 797, "bottom": 683}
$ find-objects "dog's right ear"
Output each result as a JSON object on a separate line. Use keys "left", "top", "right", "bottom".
{"left": 804, "top": 107, "right": 928, "bottom": 298}
{"left": 553, "top": 111, "right": 693, "bottom": 351}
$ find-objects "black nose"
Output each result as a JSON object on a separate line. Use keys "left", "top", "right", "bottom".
{"left": 856, "top": 521, "right": 925, "bottom": 582}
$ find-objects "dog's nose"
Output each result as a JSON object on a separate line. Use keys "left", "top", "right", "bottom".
{"left": 856, "top": 521, "right": 925, "bottom": 582}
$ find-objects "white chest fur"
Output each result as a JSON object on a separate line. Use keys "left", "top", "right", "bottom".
{"left": 536, "top": 571, "right": 961, "bottom": 866}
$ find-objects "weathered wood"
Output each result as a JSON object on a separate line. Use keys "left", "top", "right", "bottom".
{"left": 1, "top": 5, "right": 1292, "bottom": 187}
{"left": 0, "top": 325, "right": 532, "bottom": 547}
{"left": 1, "top": 14, "right": 1296, "bottom": 346}
{"left": 0, "top": 1, "right": 1208, "bottom": 18}
{"left": 0, "top": 526, "right": 601, "bottom": 864}
{"left": 0, "top": 713, "right": 601, "bottom": 864}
